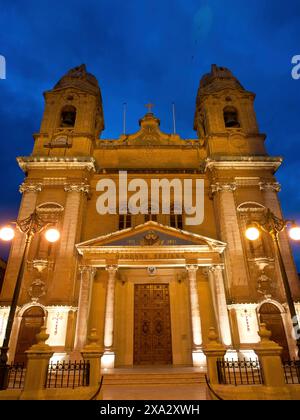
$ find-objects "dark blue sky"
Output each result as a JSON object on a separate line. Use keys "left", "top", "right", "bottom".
{"left": 0, "top": 0, "right": 300, "bottom": 268}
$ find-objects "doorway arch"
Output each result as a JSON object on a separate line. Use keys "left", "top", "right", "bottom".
{"left": 259, "top": 302, "right": 290, "bottom": 360}
{"left": 14, "top": 306, "right": 45, "bottom": 364}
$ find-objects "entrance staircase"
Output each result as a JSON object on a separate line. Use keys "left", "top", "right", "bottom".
{"left": 99, "top": 367, "right": 208, "bottom": 400}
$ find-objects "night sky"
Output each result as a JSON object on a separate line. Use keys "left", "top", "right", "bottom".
{"left": 0, "top": 0, "right": 299, "bottom": 268}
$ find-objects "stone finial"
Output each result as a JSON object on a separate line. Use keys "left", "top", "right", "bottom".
{"left": 203, "top": 326, "right": 226, "bottom": 357}
{"left": 26, "top": 324, "right": 52, "bottom": 353}
{"left": 258, "top": 323, "right": 272, "bottom": 342}
{"left": 87, "top": 328, "right": 99, "bottom": 346}
{"left": 36, "top": 325, "right": 49, "bottom": 344}
{"left": 81, "top": 328, "right": 103, "bottom": 354}
{"left": 208, "top": 327, "right": 219, "bottom": 343}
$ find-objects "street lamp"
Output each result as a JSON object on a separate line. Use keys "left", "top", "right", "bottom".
{"left": 245, "top": 208, "right": 300, "bottom": 358}
{"left": 0, "top": 211, "right": 60, "bottom": 389}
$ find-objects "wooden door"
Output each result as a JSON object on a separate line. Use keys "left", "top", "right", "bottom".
{"left": 259, "top": 303, "right": 290, "bottom": 360}
{"left": 134, "top": 284, "right": 172, "bottom": 365}
{"left": 14, "top": 306, "right": 45, "bottom": 364}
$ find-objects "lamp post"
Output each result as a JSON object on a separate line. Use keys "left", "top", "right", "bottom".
{"left": 0, "top": 211, "right": 60, "bottom": 389}
{"left": 245, "top": 208, "right": 300, "bottom": 358}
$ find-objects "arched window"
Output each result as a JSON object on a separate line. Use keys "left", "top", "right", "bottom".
{"left": 223, "top": 106, "right": 240, "bottom": 128}
{"left": 169, "top": 204, "right": 183, "bottom": 229}
{"left": 60, "top": 105, "right": 76, "bottom": 127}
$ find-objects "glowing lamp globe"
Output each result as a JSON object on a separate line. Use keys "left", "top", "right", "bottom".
{"left": 245, "top": 226, "right": 260, "bottom": 241}
{"left": 45, "top": 228, "right": 60, "bottom": 243}
{"left": 289, "top": 226, "right": 300, "bottom": 241}
{"left": 0, "top": 226, "right": 15, "bottom": 241}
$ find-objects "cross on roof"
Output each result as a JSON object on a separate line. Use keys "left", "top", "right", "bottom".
{"left": 145, "top": 103, "right": 154, "bottom": 113}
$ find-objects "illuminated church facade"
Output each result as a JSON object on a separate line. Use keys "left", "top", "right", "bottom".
{"left": 0, "top": 64, "right": 299, "bottom": 368}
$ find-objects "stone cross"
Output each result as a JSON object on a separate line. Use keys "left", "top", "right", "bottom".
{"left": 145, "top": 103, "right": 154, "bottom": 113}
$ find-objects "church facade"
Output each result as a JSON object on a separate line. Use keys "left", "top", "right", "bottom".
{"left": 0, "top": 64, "right": 299, "bottom": 368}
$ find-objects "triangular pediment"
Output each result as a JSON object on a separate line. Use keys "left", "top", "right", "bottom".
{"left": 76, "top": 221, "right": 226, "bottom": 251}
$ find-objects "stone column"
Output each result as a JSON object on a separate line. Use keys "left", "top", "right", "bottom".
{"left": 211, "top": 182, "right": 248, "bottom": 292}
{"left": 20, "top": 326, "right": 53, "bottom": 400}
{"left": 74, "top": 266, "right": 96, "bottom": 351}
{"left": 186, "top": 265, "right": 204, "bottom": 366}
{"left": 208, "top": 265, "right": 232, "bottom": 346}
{"left": 50, "top": 182, "right": 90, "bottom": 301}
{"left": 259, "top": 181, "right": 300, "bottom": 297}
{"left": 2, "top": 182, "right": 42, "bottom": 301}
{"left": 101, "top": 265, "right": 118, "bottom": 369}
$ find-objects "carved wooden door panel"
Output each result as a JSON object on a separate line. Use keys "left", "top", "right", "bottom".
{"left": 134, "top": 284, "right": 172, "bottom": 365}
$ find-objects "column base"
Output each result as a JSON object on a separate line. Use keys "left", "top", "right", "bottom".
{"left": 101, "top": 351, "right": 115, "bottom": 369}
{"left": 192, "top": 349, "right": 206, "bottom": 368}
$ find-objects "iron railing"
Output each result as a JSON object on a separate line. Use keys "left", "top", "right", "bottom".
{"left": 282, "top": 360, "right": 300, "bottom": 384}
{"left": 6, "top": 362, "right": 25, "bottom": 389}
{"left": 45, "top": 360, "right": 90, "bottom": 389}
{"left": 217, "top": 358, "right": 263, "bottom": 385}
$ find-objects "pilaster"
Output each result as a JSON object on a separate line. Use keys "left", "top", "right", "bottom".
{"left": 210, "top": 181, "right": 249, "bottom": 296}
{"left": 74, "top": 266, "right": 97, "bottom": 351}
{"left": 49, "top": 182, "right": 90, "bottom": 302}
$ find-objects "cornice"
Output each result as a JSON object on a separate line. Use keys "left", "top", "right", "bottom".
{"left": 76, "top": 244, "right": 226, "bottom": 256}
{"left": 205, "top": 156, "right": 282, "bottom": 171}
{"left": 17, "top": 156, "right": 97, "bottom": 172}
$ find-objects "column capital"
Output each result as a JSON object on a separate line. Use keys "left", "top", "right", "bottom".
{"left": 258, "top": 181, "right": 281, "bottom": 192}
{"left": 106, "top": 265, "right": 118, "bottom": 275}
{"left": 19, "top": 182, "right": 42, "bottom": 194}
{"left": 79, "top": 265, "right": 97, "bottom": 277}
{"left": 208, "top": 264, "right": 225, "bottom": 273}
{"left": 210, "top": 182, "right": 237, "bottom": 195}
{"left": 185, "top": 264, "right": 199, "bottom": 273}
{"left": 64, "top": 182, "right": 90, "bottom": 194}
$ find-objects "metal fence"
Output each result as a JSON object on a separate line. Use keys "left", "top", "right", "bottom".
{"left": 45, "top": 360, "right": 90, "bottom": 389}
{"left": 6, "top": 362, "right": 26, "bottom": 389}
{"left": 217, "top": 358, "right": 263, "bottom": 385}
{"left": 282, "top": 360, "right": 300, "bottom": 384}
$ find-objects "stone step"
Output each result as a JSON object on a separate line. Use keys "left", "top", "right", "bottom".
{"left": 102, "top": 372, "right": 206, "bottom": 386}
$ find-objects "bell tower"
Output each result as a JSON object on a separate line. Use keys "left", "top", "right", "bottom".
{"left": 194, "top": 64, "right": 266, "bottom": 156}
{"left": 33, "top": 64, "right": 104, "bottom": 156}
